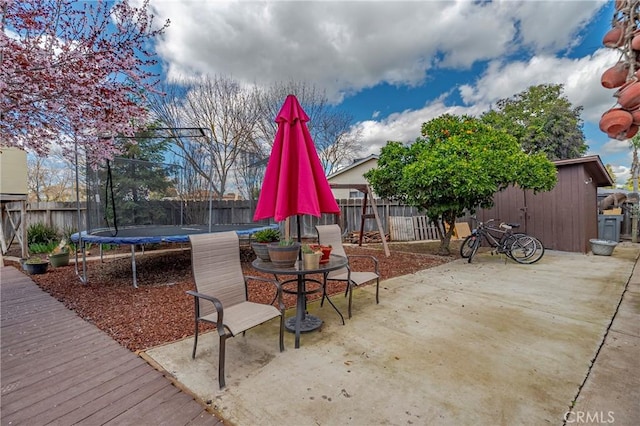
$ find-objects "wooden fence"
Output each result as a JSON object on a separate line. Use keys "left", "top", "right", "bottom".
{"left": 2, "top": 199, "right": 445, "bottom": 242}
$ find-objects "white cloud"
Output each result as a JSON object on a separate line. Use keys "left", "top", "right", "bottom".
{"left": 509, "top": 0, "right": 607, "bottom": 53}
{"left": 143, "top": 0, "right": 626, "bottom": 171}
{"left": 148, "top": 0, "right": 605, "bottom": 102}
{"left": 352, "top": 96, "right": 487, "bottom": 156}
{"left": 458, "top": 48, "right": 619, "bottom": 122}
{"left": 612, "top": 164, "right": 630, "bottom": 186}
{"left": 602, "top": 137, "right": 632, "bottom": 155}
{"left": 355, "top": 47, "right": 623, "bottom": 159}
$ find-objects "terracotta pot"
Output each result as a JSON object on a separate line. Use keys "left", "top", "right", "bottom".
{"left": 616, "top": 81, "right": 640, "bottom": 109}
{"left": 603, "top": 26, "right": 624, "bottom": 48}
{"left": 630, "top": 108, "right": 640, "bottom": 125}
{"left": 599, "top": 108, "right": 633, "bottom": 136}
{"left": 601, "top": 62, "right": 629, "bottom": 89}
{"left": 633, "top": 33, "right": 640, "bottom": 50}
{"left": 625, "top": 124, "right": 639, "bottom": 139}
{"left": 309, "top": 244, "right": 332, "bottom": 263}
{"left": 613, "top": 123, "right": 640, "bottom": 140}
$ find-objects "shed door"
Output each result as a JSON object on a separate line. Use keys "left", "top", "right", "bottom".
{"left": 478, "top": 189, "right": 527, "bottom": 231}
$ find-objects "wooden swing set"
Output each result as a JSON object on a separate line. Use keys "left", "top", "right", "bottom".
{"left": 329, "top": 183, "right": 390, "bottom": 257}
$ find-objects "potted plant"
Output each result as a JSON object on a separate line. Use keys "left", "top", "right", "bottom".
{"left": 49, "top": 239, "right": 70, "bottom": 267}
{"left": 22, "top": 256, "right": 49, "bottom": 275}
{"left": 267, "top": 239, "right": 300, "bottom": 268}
{"left": 302, "top": 244, "right": 322, "bottom": 269}
{"left": 309, "top": 244, "right": 332, "bottom": 263}
{"left": 24, "top": 240, "right": 57, "bottom": 274}
{"left": 251, "top": 228, "right": 280, "bottom": 261}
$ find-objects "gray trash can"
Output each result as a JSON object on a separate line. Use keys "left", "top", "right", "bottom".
{"left": 598, "top": 214, "right": 623, "bottom": 242}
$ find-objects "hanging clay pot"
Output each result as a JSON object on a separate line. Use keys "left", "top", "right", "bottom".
{"left": 630, "top": 108, "right": 640, "bottom": 125}
{"left": 616, "top": 81, "right": 640, "bottom": 109}
{"left": 601, "top": 62, "right": 630, "bottom": 88}
{"left": 599, "top": 108, "right": 633, "bottom": 137}
{"left": 632, "top": 31, "right": 640, "bottom": 50}
{"left": 603, "top": 26, "right": 624, "bottom": 48}
{"left": 625, "top": 124, "right": 639, "bottom": 139}
{"left": 611, "top": 123, "right": 639, "bottom": 140}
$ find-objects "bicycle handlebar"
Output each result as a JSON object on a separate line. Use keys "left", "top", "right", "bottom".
{"left": 470, "top": 217, "right": 519, "bottom": 230}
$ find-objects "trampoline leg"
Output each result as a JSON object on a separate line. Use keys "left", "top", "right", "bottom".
{"left": 131, "top": 245, "right": 138, "bottom": 288}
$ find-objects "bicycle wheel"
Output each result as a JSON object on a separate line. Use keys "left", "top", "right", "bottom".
{"left": 467, "top": 234, "right": 482, "bottom": 263}
{"left": 523, "top": 236, "right": 544, "bottom": 264}
{"left": 460, "top": 234, "right": 476, "bottom": 258}
{"left": 510, "top": 236, "right": 544, "bottom": 264}
{"left": 502, "top": 232, "right": 528, "bottom": 259}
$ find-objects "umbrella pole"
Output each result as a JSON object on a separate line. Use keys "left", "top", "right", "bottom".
{"left": 295, "top": 215, "right": 305, "bottom": 348}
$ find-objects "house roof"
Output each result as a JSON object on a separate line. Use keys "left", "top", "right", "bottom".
{"left": 553, "top": 155, "right": 614, "bottom": 187}
{"left": 327, "top": 154, "right": 378, "bottom": 180}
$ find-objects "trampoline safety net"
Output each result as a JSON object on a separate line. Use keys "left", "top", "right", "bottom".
{"left": 86, "top": 156, "right": 214, "bottom": 234}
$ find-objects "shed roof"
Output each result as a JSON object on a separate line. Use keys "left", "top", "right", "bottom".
{"left": 553, "top": 155, "right": 613, "bottom": 187}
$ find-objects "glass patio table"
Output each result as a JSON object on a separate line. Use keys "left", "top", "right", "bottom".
{"left": 252, "top": 254, "right": 348, "bottom": 348}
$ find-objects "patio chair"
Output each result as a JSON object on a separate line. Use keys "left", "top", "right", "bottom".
{"left": 187, "top": 231, "right": 285, "bottom": 389}
{"left": 316, "top": 224, "right": 380, "bottom": 318}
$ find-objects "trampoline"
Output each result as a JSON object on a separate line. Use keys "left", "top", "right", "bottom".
{"left": 71, "top": 224, "right": 278, "bottom": 288}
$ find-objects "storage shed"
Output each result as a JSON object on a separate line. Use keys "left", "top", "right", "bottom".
{"left": 476, "top": 155, "right": 613, "bottom": 253}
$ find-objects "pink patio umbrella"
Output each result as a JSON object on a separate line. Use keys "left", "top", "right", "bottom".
{"left": 253, "top": 94, "right": 341, "bottom": 348}
{"left": 253, "top": 94, "right": 340, "bottom": 228}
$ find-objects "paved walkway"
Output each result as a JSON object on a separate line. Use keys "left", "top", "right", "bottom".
{"left": 0, "top": 266, "right": 221, "bottom": 426}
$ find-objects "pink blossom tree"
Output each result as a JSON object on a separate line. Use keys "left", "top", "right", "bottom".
{"left": 0, "top": 0, "right": 169, "bottom": 164}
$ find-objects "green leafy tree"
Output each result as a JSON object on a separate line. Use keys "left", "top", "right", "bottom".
{"left": 365, "top": 114, "right": 557, "bottom": 255}
{"left": 101, "top": 127, "right": 176, "bottom": 227}
{"left": 481, "top": 84, "right": 587, "bottom": 160}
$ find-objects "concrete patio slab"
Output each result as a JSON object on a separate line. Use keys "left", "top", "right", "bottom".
{"left": 143, "top": 245, "right": 639, "bottom": 425}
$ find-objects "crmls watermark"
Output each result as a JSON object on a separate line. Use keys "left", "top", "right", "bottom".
{"left": 564, "top": 410, "right": 615, "bottom": 424}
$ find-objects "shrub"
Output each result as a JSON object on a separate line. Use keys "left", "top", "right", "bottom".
{"left": 27, "top": 222, "right": 58, "bottom": 245}
{"left": 29, "top": 241, "right": 58, "bottom": 254}
{"left": 252, "top": 228, "right": 280, "bottom": 243}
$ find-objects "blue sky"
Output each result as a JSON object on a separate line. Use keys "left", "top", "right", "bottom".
{"left": 143, "top": 0, "right": 629, "bottom": 185}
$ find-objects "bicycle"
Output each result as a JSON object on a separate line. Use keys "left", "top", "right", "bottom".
{"left": 460, "top": 218, "right": 544, "bottom": 264}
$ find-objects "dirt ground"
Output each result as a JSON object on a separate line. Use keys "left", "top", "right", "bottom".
{"left": 3, "top": 240, "right": 461, "bottom": 352}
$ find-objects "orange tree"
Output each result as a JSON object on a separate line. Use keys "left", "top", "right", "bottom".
{"left": 365, "top": 114, "right": 557, "bottom": 255}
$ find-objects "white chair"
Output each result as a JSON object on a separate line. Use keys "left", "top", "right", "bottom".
{"left": 316, "top": 224, "right": 380, "bottom": 318}
{"left": 187, "top": 231, "right": 284, "bottom": 389}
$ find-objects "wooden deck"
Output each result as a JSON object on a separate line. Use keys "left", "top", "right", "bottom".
{"left": 0, "top": 266, "right": 222, "bottom": 425}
